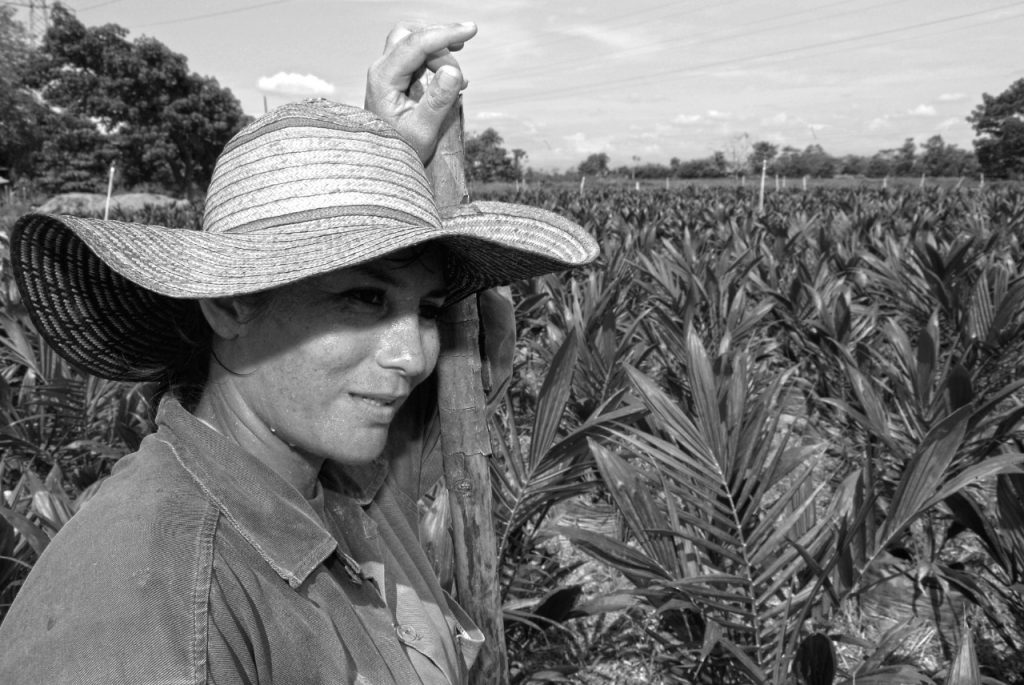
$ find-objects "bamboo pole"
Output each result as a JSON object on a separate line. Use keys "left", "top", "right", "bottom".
{"left": 425, "top": 98, "right": 509, "bottom": 685}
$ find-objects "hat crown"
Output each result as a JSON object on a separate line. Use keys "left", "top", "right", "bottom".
{"left": 202, "top": 100, "right": 443, "bottom": 235}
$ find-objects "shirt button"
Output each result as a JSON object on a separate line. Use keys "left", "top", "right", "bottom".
{"left": 395, "top": 624, "right": 421, "bottom": 643}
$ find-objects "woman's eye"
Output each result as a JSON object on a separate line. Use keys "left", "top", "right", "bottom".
{"left": 420, "top": 302, "right": 444, "bottom": 321}
{"left": 338, "top": 289, "right": 386, "bottom": 310}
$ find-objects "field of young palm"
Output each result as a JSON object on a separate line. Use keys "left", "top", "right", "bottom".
{"left": 3, "top": 183, "right": 1024, "bottom": 683}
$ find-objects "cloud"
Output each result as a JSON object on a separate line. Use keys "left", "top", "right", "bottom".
{"left": 674, "top": 114, "right": 702, "bottom": 124}
{"left": 908, "top": 104, "right": 937, "bottom": 117}
{"left": 868, "top": 116, "right": 891, "bottom": 131}
{"left": 938, "top": 92, "right": 967, "bottom": 102}
{"left": 257, "top": 72, "right": 335, "bottom": 96}
{"left": 763, "top": 112, "right": 789, "bottom": 125}
{"left": 938, "top": 117, "right": 965, "bottom": 130}
{"left": 565, "top": 132, "right": 612, "bottom": 155}
{"left": 707, "top": 110, "right": 731, "bottom": 120}
{"left": 561, "top": 24, "right": 655, "bottom": 53}
{"left": 474, "top": 111, "right": 507, "bottom": 120}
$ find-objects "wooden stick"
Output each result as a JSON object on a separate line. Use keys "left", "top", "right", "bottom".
{"left": 426, "top": 98, "right": 509, "bottom": 685}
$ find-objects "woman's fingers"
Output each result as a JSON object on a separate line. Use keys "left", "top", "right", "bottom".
{"left": 372, "top": 22, "right": 476, "bottom": 93}
{"left": 365, "top": 22, "right": 478, "bottom": 164}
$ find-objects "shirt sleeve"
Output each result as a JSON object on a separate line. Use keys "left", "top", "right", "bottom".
{"left": 205, "top": 530, "right": 365, "bottom": 685}
{"left": 208, "top": 562, "right": 261, "bottom": 685}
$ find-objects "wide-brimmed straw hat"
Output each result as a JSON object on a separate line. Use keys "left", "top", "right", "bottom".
{"left": 10, "top": 99, "right": 598, "bottom": 382}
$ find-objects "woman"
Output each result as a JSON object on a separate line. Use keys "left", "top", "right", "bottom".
{"left": 0, "top": 23, "right": 597, "bottom": 684}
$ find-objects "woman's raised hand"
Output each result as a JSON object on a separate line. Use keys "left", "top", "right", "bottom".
{"left": 365, "top": 22, "right": 478, "bottom": 164}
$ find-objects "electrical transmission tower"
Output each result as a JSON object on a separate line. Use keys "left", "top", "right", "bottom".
{"left": 26, "top": 0, "right": 50, "bottom": 45}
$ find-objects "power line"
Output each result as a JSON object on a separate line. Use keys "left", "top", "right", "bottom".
{"left": 133, "top": 0, "right": 291, "bottom": 29}
{"left": 472, "top": 4, "right": 1020, "bottom": 160}
{"left": 485, "top": 0, "right": 747, "bottom": 54}
{"left": 481, "top": 0, "right": 914, "bottom": 87}
{"left": 472, "top": 1, "right": 1024, "bottom": 107}
{"left": 726, "top": 30, "right": 1006, "bottom": 151}
{"left": 78, "top": 0, "right": 126, "bottom": 11}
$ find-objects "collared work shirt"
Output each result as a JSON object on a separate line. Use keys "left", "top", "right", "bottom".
{"left": 0, "top": 399, "right": 482, "bottom": 684}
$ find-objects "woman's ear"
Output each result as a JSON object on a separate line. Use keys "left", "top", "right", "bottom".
{"left": 198, "top": 296, "right": 262, "bottom": 341}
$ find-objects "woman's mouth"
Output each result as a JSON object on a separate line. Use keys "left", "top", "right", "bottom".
{"left": 350, "top": 393, "right": 401, "bottom": 408}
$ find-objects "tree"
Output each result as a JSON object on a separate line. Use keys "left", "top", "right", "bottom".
{"left": 773, "top": 146, "right": 801, "bottom": 177}
{"left": 836, "top": 154, "right": 869, "bottom": 176}
{"left": 577, "top": 152, "right": 609, "bottom": 177}
{"left": 23, "top": 4, "right": 250, "bottom": 197}
{"left": 918, "top": 135, "right": 979, "bottom": 178}
{"left": 711, "top": 151, "right": 728, "bottom": 176}
{"left": 0, "top": 6, "right": 49, "bottom": 179}
{"left": 968, "top": 78, "right": 1024, "bottom": 179}
{"left": 671, "top": 152, "right": 728, "bottom": 179}
{"left": 748, "top": 141, "right": 778, "bottom": 173}
{"left": 464, "top": 128, "right": 517, "bottom": 182}
{"left": 893, "top": 137, "right": 917, "bottom": 176}
{"left": 772, "top": 145, "right": 835, "bottom": 178}
{"left": 34, "top": 110, "right": 118, "bottom": 192}
{"left": 801, "top": 144, "right": 836, "bottom": 178}
{"left": 865, "top": 153, "right": 893, "bottom": 178}
{"left": 511, "top": 148, "right": 527, "bottom": 182}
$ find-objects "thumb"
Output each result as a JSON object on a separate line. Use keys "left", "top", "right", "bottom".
{"left": 419, "top": 65, "right": 464, "bottom": 124}
{"left": 410, "top": 65, "right": 465, "bottom": 163}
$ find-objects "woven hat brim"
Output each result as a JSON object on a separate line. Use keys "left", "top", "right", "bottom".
{"left": 11, "top": 204, "right": 597, "bottom": 381}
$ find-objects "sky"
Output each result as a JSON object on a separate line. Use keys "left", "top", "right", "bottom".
{"left": 11, "top": 0, "right": 1024, "bottom": 172}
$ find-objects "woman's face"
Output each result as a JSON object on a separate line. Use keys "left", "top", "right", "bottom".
{"left": 215, "top": 246, "right": 446, "bottom": 468}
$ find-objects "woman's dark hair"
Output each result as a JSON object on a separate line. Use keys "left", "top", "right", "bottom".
{"left": 155, "top": 300, "right": 214, "bottom": 412}
{"left": 154, "top": 291, "right": 277, "bottom": 412}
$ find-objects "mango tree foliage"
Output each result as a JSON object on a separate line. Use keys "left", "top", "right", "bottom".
{"left": 23, "top": 4, "right": 250, "bottom": 197}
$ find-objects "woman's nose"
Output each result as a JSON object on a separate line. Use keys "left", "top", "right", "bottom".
{"left": 375, "top": 313, "right": 434, "bottom": 378}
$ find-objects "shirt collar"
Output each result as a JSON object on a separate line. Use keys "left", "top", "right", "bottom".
{"left": 319, "top": 457, "right": 389, "bottom": 507}
{"left": 156, "top": 398, "right": 338, "bottom": 588}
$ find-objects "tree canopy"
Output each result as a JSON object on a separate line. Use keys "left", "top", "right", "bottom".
{"left": 968, "top": 78, "right": 1024, "bottom": 180}
{"left": 748, "top": 141, "right": 778, "bottom": 172}
{"left": 0, "top": 6, "right": 50, "bottom": 180}
{"left": 21, "top": 4, "right": 250, "bottom": 196}
{"left": 464, "top": 128, "right": 523, "bottom": 182}
{"left": 578, "top": 152, "right": 610, "bottom": 177}
{"left": 559, "top": 135, "right": 978, "bottom": 182}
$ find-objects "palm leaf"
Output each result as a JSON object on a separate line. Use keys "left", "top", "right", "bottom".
{"left": 943, "top": 620, "right": 981, "bottom": 685}
{"left": 883, "top": 405, "right": 972, "bottom": 540}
